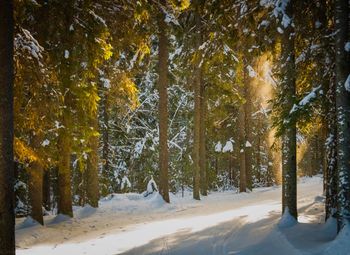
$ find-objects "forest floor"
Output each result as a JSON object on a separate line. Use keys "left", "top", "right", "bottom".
{"left": 16, "top": 176, "right": 350, "bottom": 255}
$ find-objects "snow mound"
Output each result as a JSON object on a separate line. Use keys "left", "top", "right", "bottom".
{"left": 146, "top": 177, "right": 158, "bottom": 194}
{"left": 324, "top": 223, "right": 350, "bottom": 255}
{"left": 278, "top": 208, "right": 297, "bottom": 228}
{"left": 16, "top": 216, "right": 41, "bottom": 230}
{"left": 75, "top": 204, "right": 97, "bottom": 219}
{"left": 48, "top": 214, "right": 72, "bottom": 225}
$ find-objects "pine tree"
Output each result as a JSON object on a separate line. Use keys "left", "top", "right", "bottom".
{"left": 0, "top": 0, "right": 15, "bottom": 253}
{"left": 279, "top": 0, "right": 298, "bottom": 219}
{"left": 334, "top": 0, "right": 350, "bottom": 229}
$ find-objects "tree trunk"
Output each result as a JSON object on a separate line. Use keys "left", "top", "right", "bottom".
{"left": 0, "top": 0, "right": 15, "bottom": 253}
{"left": 58, "top": 121, "right": 73, "bottom": 216}
{"left": 101, "top": 89, "right": 110, "bottom": 197}
{"left": 200, "top": 81, "right": 207, "bottom": 196}
{"left": 158, "top": 6, "right": 170, "bottom": 203}
{"left": 281, "top": 0, "right": 297, "bottom": 219}
{"left": 192, "top": 1, "right": 202, "bottom": 200}
{"left": 86, "top": 116, "right": 100, "bottom": 207}
{"left": 43, "top": 170, "right": 51, "bottom": 212}
{"left": 28, "top": 160, "right": 44, "bottom": 225}
{"left": 239, "top": 105, "right": 247, "bottom": 192}
{"left": 244, "top": 71, "right": 253, "bottom": 190}
{"left": 335, "top": 0, "right": 350, "bottom": 229}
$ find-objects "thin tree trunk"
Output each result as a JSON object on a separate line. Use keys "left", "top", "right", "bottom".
{"left": 200, "top": 81, "right": 207, "bottom": 196}
{"left": 192, "top": 0, "right": 202, "bottom": 200}
{"left": 101, "top": 89, "right": 110, "bottom": 196}
{"left": 244, "top": 73, "right": 253, "bottom": 190}
{"left": 239, "top": 105, "right": 247, "bottom": 192}
{"left": 0, "top": 0, "right": 15, "bottom": 253}
{"left": 158, "top": 5, "right": 170, "bottom": 203}
{"left": 335, "top": 0, "right": 350, "bottom": 229}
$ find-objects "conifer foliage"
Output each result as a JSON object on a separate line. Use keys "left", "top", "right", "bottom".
{"left": 0, "top": 0, "right": 349, "bottom": 253}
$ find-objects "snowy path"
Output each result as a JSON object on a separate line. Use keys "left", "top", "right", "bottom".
{"left": 16, "top": 176, "right": 346, "bottom": 255}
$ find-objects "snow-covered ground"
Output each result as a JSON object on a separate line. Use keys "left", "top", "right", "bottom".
{"left": 16, "top": 176, "right": 350, "bottom": 255}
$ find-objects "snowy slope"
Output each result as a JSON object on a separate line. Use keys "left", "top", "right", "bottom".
{"left": 16, "top": 176, "right": 349, "bottom": 255}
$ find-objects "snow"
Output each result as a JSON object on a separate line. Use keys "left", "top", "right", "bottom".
{"left": 100, "top": 77, "right": 111, "bottom": 89}
{"left": 245, "top": 141, "right": 252, "bottom": 147}
{"left": 214, "top": 141, "right": 222, "bottom": 152}
{"left": 16, "top": 176, "right": 347, "bottom": 255}
{"left": 247, "top": 65, "right": 257, "bottom": 78}
{"left": 278, "top": 208, "right": 297, "bottom": 228}
{"left": 299, "top": 86, "right": 320, "bottom": 106}
{"left": 64, "top": 50, "right": 69, "bottom": 59}
{"left": 277, "top": 27, "right": 284, "bottom": 34}
{"left": 222, "top": 140, "right": 234, "bottom": 152}
{"left": 41, "top": 139, "right": 50, "bottom": 147}
{"left": 344, "top": 42, "right": 350, "bottom": 52}
{"left": 146, "top": 177, "right": 158, "bottom": 194}
{"left": 324, "top": 223, "right": 350, "bottom": 255}
{"left": 345, "top": 74, "right": 350, "bottom": 92}
{"left": 120, "top": 176, "right": 131, "bottom": 190}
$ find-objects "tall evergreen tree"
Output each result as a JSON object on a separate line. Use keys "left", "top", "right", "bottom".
{"left": 280, "top": 0, "right": 298, "bottom": 219}
{"left": 0, "top": 0, "right": 15, "bottom": 253}
{"left": 334, "top": 0, "right": 350, "bottom": 229}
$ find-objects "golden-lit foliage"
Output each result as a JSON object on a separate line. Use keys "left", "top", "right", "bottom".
{"left": 107, "top": 72, "right": 139, "bottom": 111}
{"left": 170, "top": 0, "right": 190, "bottom": 11}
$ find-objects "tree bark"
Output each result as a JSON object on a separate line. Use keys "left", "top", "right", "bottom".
{"left": 192, "top": 0, "right": 202, "bottom": 200}
{"left": 244, "top": 71, "right": 253, "bottom": 190}
{"left": 0, "top": 0, "right": 15, "bottom": 253}
{"left": 43, "top": 170, "right": 51, "bottom": 212}
{"left": 200, "top": 81, "right": 207, "bottom": 196}
{"left": 281, "top": 0, "right": 297, "bottom": 219}
{"left": 158, "top": 5, "right": 170, "bottom": 203}
{"left": 58, "top": 119, "right": 73, "bottom": 216}
{"left": 101, "top": 89, "right": 110, "bottom": 197}
{"left": 86, "top": 116, "right": 100, "bottom": 207}
{"left": 239, "top": 105, "right": 247, "bottom": 192}
{"left": 335, "top": 0, "right": 350, "bottom": 229}
{"left": 28, "top": 160, "right": 44, "bottom": 225}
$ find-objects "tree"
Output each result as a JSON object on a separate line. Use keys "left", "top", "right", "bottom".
{"left": 279, "top": 1, "right": 298, "bottom": 219}
{"left": 335, "top": 0, "right": 350, "bottom": 229}
{"left": 192, "top": 0, "right": 202, "bottom": 200}
{"left": 0, "top": 0, "right": 15, "bottom": 253}
{"left": 157, "top": 2, "right": 170, "bottom": 203}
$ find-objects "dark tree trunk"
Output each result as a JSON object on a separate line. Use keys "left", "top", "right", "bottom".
{"left": 281, "top": 0, "right": 297, "bottom": 219}
{"left": 28, "top": 135, "right": 44, "bottom": 225}
{"left": 335, "top": 0, "right": 350, "bottom": 229}
{"left": 0, "top": 0, "right": 15, "bottom": 253}
{"left": 239, "top": 105, "right": 247, "bottom": 192}
{"left": 57, "top": 123, "right": 73, "bottom": 216}
{"left": 101, "top": 89, "right": 110, "bottom": 197}
{"left": 86, "top": 115, "right": 100, "bottom": 208}
{"left": 192, "top": 0, "right": 202, "bottom": 200}
{"left": 28, "top": 160, "right": 44, "bottom": 225}
{"left": 43, "top": 170, "right": 51, "bottom": 211}
{"left": 158, "top": 5, "right": 170, "bottom": 203}
{"left": 244, "top": 72, "right": 253, "bottom": 190}
{"left": 200, "top": 81, "right": 207, "bottom": 196}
